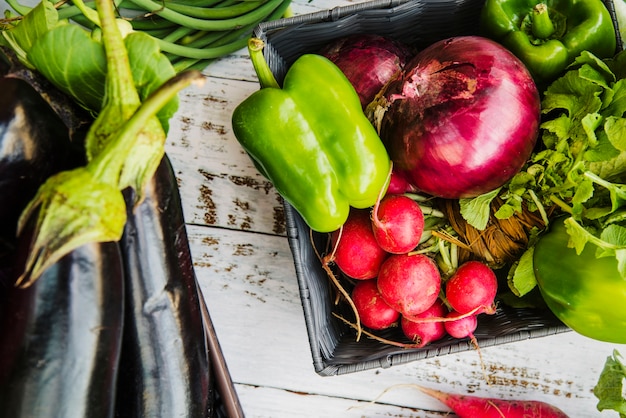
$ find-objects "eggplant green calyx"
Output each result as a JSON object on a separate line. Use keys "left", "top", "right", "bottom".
{"left": 480, "top": 0, "right": 617, "bottom": 83}
{"left": 232, "top": 38, "right": 391, "bottom": 233}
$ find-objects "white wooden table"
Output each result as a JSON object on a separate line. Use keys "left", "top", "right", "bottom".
{"left": 5, "top": 0, "right": 626, "bottom": 416}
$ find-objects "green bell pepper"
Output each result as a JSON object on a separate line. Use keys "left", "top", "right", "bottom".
{"left": 533, "top": 217, "right": 626, "bottom": 344}
{"left": 231, "top": 38, "right": 391, "bottom": 233}
{"left": 480, "top": 0, "right": 617, "bottom": 83}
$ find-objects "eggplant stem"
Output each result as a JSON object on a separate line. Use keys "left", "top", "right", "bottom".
{"left": 88, "top": 69, "right": 205, "bottom": 180}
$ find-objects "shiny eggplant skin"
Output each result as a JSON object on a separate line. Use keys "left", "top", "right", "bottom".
{"left": 116, "top": 154, "right": 214, "bottom": 417}
{"left": 0, "top": 76, "right": 84, "bottom": 243}
{"left": 0, "top": 224, "right": 125, "bottom": 418}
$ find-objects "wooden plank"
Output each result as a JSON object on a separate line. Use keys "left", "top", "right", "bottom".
{"left": 232, "top": 383, "right": 450, "bottom": 417}
{"left": 165, "top": 77, "right": 287, "bottom": 235}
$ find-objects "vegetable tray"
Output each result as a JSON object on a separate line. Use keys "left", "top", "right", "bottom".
{"left": 254, "top": 0, "right": 620, "bottom": 376}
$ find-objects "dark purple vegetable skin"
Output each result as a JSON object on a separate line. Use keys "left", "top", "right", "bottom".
{"left": 0, "top": 223, "right": 125, "bottom": 418}
{"left": 0, "top": 67, "right": 124, "bottom": 417}
{"left": 0, "top": 76, "right": 84, "bottom": 244}
{"left": 115, "top": 154, "right": 214, "bottom": 417}
{"left": 319, "top": 34, "right": 413, "bottom": 109}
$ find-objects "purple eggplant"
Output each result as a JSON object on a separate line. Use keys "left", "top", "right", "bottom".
{"left": 0, "top": 221, "right": 124, "bottom": 417}
{"left": 0, "top": 65, "right": 123, "bottom": 417}
{"left": 116, "top": 155, "right": 214, "bottom": 417}
{"left": 0, "top": 76, "right": 85, "bottom": 244}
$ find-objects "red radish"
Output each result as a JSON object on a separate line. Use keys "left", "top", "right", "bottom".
{"left": 371, "top": 194, "right": 424, "bottom": 254}
{"left": 319, "top": 34, "right": 413, "bottom": 109}
{"left": 413, "top": 384, "right": 570, "bottom": 418}
{"left": 445, "top": 261, "right": 497, "bottom": 315}
{"left": 351, "top": 279, "right": 400, "bottom": 330}
{"left": 330, "top": 209, "right": 387, "bottom": 280}
{"left": 372, "top": 36, "right": 540, "bottom": 199}
{"left": 377, "top": 253, "right": 441, "bottom": 317}
{"left": 386, "top": 168, "right": 417, "bottom": 195}
{"left": 401, "top": 299, "right": 447, "bottom": 347}
{"left": 444, "top": 311, "right": 489, "bottom": 381}
{"left": 444, "top": 311, "right": 477, "bottom": 340}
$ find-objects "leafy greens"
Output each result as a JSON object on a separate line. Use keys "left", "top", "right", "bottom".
{"left": 0, "top": 0, "right": 204, "bottom": 286}
{"left": 462, "top": 50, "right": 626, "bottom": 296}
{"left": 594, "top": 350, "right": 626, "bottom": 417}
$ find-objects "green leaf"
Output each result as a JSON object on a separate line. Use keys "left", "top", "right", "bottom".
{"left": 28, "top": 23, "right": 107, "bottom": 112}
{"left": 459, "top": 188, "right": 500, "bottom": 230}
{"left": 1, "top": 1, "right": 60, "bottom": 68}
{"left": 602, "top": 78, "right": 626, "bottom": 117}
{"left": 605, "top": 116, "right": 626, "bottom": 152}
{"left": 584, "top": 129, "right": 621, "bottom": 163}
{"left": 585, "top": 171, "right": 626, "bottom": 213}
{"left": 571, "top": 178, "right": 594, "bottom": 218}
{"left": 507, "top": 247, "right": 537, "bottom": 297}
{"left": 607, "top": 49, "right": 626, "bottom": 80}
{"left": 581, "top": 112, "right": 602, "bottom": 147}
{"left": 125, "top": 32, "right": 178, "bottom": 132}
{"left": 594, "top": 350, "right": 626, "bottom": 416}
{"left": 575, "top": 62, "right": 613, "bottom": 90}
{"left": 540, "top": 114, "right": 571, "bottom": 143}
{"left": 600, "top": 224, "right": 626, "bottom": 247}
{"left": 569, "top": 51, "right": 616, "bottom": 86}
{"left": 564, "top": 216, "right": 599, "bottom": 254}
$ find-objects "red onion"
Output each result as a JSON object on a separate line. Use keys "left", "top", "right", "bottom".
{"left": 320, "top": 34, "right": 413, "bottom": 109}
{"left": 372, "top": 36, "right": 540, "bottom": 199}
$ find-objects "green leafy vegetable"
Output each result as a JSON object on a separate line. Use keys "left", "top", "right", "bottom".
{"left": 459, "top": 187, "right": 499, "bottom": 230}
{"left": 594, "top": 350, "right": 626, "bottom": 417}
{"left": 506, "top": 246, "right": 536, "bottom": 297}
{"left": 7, "top": 0, "right": 204, "bottom": 287}
{"left": 2, "top": 2, "right": 177, "bottom": 131}
{"left": 463, "top": 49, "right": 626, "bottom": 295}
{"left": 3, "top": 0, "right": 292, "bottom": 72}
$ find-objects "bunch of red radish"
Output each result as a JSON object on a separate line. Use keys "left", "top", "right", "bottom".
{"left": 329, "top": 178, "right": 498, "bottom": 347}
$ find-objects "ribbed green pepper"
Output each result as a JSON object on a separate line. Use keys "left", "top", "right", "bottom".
{"left": 533, "top": 217, "right": 626, "bottom": 344}
{"left": 231, "top": 38, "right": 391, "bottom": 233}
{"left": 480, "top": 0, "right": 617, "bottom": 82}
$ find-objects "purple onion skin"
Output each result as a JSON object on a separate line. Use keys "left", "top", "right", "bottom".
{"left": 320, "top": 34, "right": 414, "bottom": 109}
{"left": 377, "top": 36, "right": 540, "bottom": 199}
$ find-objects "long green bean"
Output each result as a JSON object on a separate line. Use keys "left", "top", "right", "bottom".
{"left": 165, "top": 0, "right": 266, "bottom": 19}
{"left": 168, "top": 0, "right": 290, "bottom": 71}
{"left": 3, "top": 0, "right": 292, "bottom": 72}
{"left": 125, "top": 0, "right": 283, "bottom": 31}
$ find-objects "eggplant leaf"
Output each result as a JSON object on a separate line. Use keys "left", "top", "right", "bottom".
{"left": 7, "top": 2, "right": 178, "bottom": 132}
{"left": 29, "top": 23, "right": 106, "bottom": 112}
{"left": 125, "top": 31, "right": 178, "bottom": 132}
{"left": 6, "top": 0, "right": 204, "bottom": 286}
{"left": 0, "top": 0, "right": 58, "bottom": 68}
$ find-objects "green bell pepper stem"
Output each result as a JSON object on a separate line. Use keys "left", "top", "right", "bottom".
{"left": 531, "top": 3, "right": 555, "bottom": 39}
{"left": 248, "top": 37, "right": 280, "bottom": 89}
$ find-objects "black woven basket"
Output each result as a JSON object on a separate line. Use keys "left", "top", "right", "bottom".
{"left": 254, "top": 0, "right": 621, "bottom": 376}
